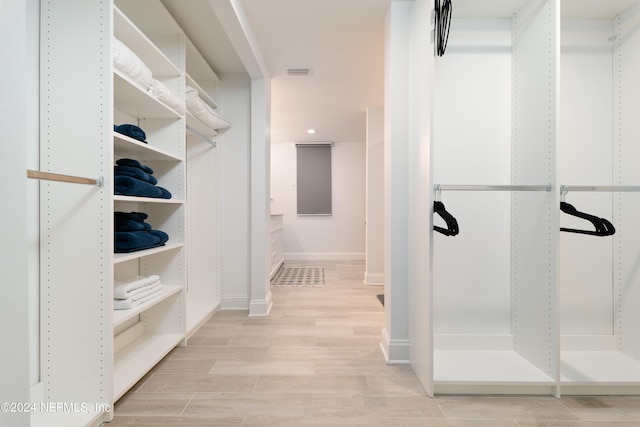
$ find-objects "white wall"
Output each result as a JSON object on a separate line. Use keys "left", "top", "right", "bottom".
{"left": 270, "top": 139, "right": 366, "bottom": 261}
{"left": 220, "top": 74, "right": 252, "bottom": 309}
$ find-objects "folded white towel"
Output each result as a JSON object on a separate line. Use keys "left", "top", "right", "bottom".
{"left": 114, "top": 285, "right": 163, "bottom": 310}
{"left": 185, "top": 86, "right": 231, "bottom": 130}
{"left": 114, "top": 274, "right": 160, "bottom": 299}
{"left": 112, "top": 38, "right": 153, "bottom": 91}
{"left": 149, "top": 79, "right": 186, "bottom": 115}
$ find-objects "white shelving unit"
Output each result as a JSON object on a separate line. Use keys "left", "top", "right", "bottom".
{"left": 559, "top": 0, "right": 640, "bottom": 394}
{"left": 35, "top": 2, "right": 113, "bottom": 426}
{"left": 7, "top": 0, "right": 264, "bottom": 424}
{"left": 431, "top": 0, "right": 558, "bottom": 395}
{"left": 419, "top": 0, "right": 640, "bottom": 396}
{"left": 183, "top": 36, "right": 224, "bottom": 337}
{"left": 111, "top": 0, "right": 187, "bottom": 409}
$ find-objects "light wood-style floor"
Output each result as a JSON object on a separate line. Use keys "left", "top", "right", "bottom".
{"left": 112, "top": 261, "right": 640, "bottom": 426}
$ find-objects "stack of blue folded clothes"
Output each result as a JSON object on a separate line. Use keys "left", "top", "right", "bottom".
{"left": 114, "top": 158, "right": 172, "bottom": 199}
{"left": 114, "top": 211, "right": 170, "bottom": 253}
{"left": 114, "top": 123, "right": 147, "bottom": 143}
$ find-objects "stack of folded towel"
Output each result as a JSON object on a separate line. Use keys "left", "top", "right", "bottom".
{"left": 114, "top": 211, "right": 170, "bottom": 253}
{"left": 114, "top": 123, "right": 147, "bottom": 143}
{"left": 114, "top": 158, "right": 172, "bottom": 199}
{"left": 114, "top": 274, "right": 163, "bottom": 310}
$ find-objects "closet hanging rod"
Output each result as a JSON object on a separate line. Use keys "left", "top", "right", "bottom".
{"left": 434, "top": 184, "right": 552, "bottom": 192}
{"left": 561, "top": 185, "right": 640, "bottom": 192}
{"left": 27, "top": 170, "right": 104, "bottom": 187}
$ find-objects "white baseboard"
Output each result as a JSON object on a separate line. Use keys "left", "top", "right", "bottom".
{"left": 249, "top": 290, "right": 273, "bottom": 317}
{"left": 364, "top": 272, "right": 384, "bottom": 285}
{"left": 284, "top": 252, "right": 365, "bottom": 261}
{"left": 381, "top": 326, "right": 410, "bottom": 364}
{"left": 221, "top": 294, "right": 249, "bottom": 310}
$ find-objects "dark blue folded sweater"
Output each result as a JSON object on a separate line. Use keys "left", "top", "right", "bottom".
{"left": 114, "top": 165, "right": 158, "bottom": 185}
{"left": 115, "top": 176, "right": 172, "bottom": 199}
{"left": 114, "top": 124, "right": 146, "bottom": 142}
{"left": 115, "top": 158, "right": 154, "bottom": 175}
{"left": 114, "top": 231, "right": 164, "bottom": 253}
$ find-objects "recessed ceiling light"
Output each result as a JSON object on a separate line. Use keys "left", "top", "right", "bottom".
{"left": 307, "top": 129, "right": 317, "bottom": 134}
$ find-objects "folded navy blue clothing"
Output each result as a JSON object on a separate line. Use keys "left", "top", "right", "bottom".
{"left": 115, "top": 219, "right": 152, "bottom": 232}
{"left": 115, "top": 165, "right": 158, "bottom": 185}
{"left": 114, "top": 231, "right": 164, "bottom": 253}
{"left": 115, "top": 176, "right": 172, "bottom": 199}
{"left": 115, "top": 158, "right": 154, "bottom": 175}
{"left": 114, "top": 211, "right": 148, "bottom": 223}
{"left": 114, "top": 124, "right": 147, "bottom": 142}
{"left": 148, "top": 229, "right": 169, "bottom": 244}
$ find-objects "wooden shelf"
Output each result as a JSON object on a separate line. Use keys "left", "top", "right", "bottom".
{"left": 186, "top": 74, "right": 218, "bottom": 108}
{"left": 113, "top": 285, "right": 182, "bottom": 328}
{"left": 113, "top": 5, "right": 181, "bottom": 77}
{"left": 114, "top": 132, "right": 184, "bottom": 162}
{"left": 186, "top": 301, "right": 219, "bottom": 339}
{"left": 113, "top": 242, "right": 183, "bottom": 264}
{"left": 434, "top": 350, "right": 556, "bottom": 385}
{"left": 186, "top": 111, "right": 219, "bottom": 139}
{"left": 113, "top": 333, "right": 184, "bottom": 400}
{"left": 31, "top": 410, "right": 106, "bottom": 427}
{"left": 114, "top": 70, "right": 182, "bottom": 119}
{"left": 113, "top": 195, "right": 185, "bottom": 204}
{"left": 561, "top": 351, "right": 640, "bottom": 384}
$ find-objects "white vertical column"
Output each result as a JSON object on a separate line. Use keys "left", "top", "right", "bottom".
{"left": 249, "top": 77, "right": 273, "bottom": 317}
{"left": 365, "top": 107, "right": 385, "bottom": 286}
{"left": 382, "top": 0, "right": 413, "bottom": 363}
{"left": 0, "top": 1, "right": 32, "bottom": 425}
{"left": 408, "top": 0, "right": 435, "bottom": 396}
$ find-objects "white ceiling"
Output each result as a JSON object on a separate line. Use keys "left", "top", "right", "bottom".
{"left": 163, "top": 0, "right": 391, "bottom": 145}
{"left": 163, "top": 0, "right": 640, "bottom": 146}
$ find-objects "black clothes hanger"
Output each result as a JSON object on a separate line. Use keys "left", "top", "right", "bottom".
{"left": 560, "top": 201, "right": 615, "bottom": 236}
{"left": 434, "top": 0, "right": 452, "bottom": 57}
{"left": 433, "top": 201, "right": 459, "bottom": 236}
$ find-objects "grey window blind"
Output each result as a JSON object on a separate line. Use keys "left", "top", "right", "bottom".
{"left": 296, "top": 143, "right": 332, "bottom": 215}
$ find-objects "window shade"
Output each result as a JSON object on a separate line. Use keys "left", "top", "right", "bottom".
{"left": 296, "top": 143, "right": 332, "bottom": 215}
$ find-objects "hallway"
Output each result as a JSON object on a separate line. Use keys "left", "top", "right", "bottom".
{"left": 111, "top": 261, "right": 640, "bottom": 426}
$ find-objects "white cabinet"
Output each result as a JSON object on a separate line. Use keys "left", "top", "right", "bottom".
{"left": 559, "top": 0, "right": 640, "bottom": 393}
{"left": 401, "top": 0, "right": 640, "bottom": 396}
{"left": 431, "top": 0, "right": 557, "bottom": 395}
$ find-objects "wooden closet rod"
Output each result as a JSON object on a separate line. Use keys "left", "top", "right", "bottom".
{"left": 27, "top": 170, "right": 104, "bottom": 187}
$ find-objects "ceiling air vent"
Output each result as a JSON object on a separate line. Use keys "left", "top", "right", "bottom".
{"left": 285, "top": 67, "right": 312, "bottom": 76}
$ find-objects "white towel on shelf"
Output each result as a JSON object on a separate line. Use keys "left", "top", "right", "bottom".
{"left": 114, "top": 274, "right": 160, "bottom": 299}
{"left": 114, "top": 283, "right": 163, "bottom": 310}
{"left": 149, "top": 79, "right": 186, "bottom": 115}
{"left": 185, "top": 86, "right": 231, "bottom": 130}
{"left": 112, "top": 38, "right": 153, "bottom": 91}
